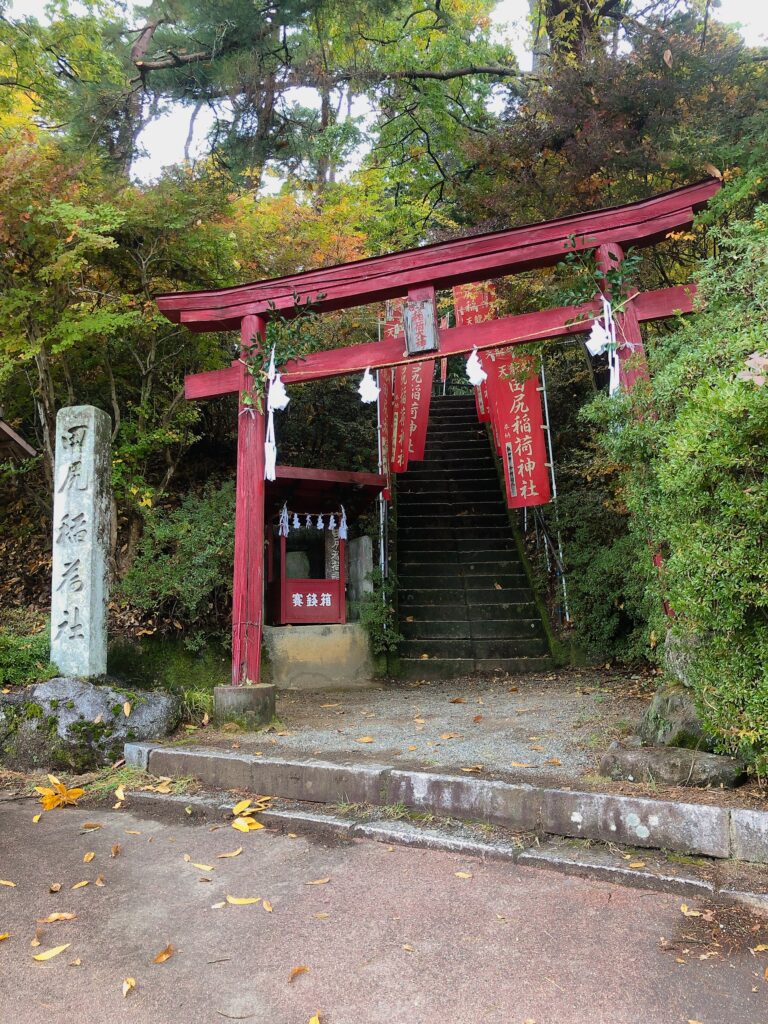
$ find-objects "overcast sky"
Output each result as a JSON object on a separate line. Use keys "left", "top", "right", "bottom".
{"left": 10, "top": 0, "right": 768, "bottom": 181}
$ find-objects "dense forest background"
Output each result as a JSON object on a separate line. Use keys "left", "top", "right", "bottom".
{"left": 1, "top": 0, "right": 766, "bottom": 764}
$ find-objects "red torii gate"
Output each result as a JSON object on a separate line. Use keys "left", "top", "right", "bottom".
{"left": 155, "top": 179, "right": 720, "bottom": 691}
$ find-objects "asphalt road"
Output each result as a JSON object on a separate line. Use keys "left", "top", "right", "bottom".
{"left": 1, "top": 796, "right": 766, "bottom": 1024}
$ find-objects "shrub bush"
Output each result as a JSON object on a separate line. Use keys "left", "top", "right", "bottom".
{"left": 0, "top": 613, "right": 56, "bottom": 686}
{"left": 590, "top": 209, "right": 768, "bottom": 768}
{"left": 121, "top": 481, "right": 235, "bottom": 647}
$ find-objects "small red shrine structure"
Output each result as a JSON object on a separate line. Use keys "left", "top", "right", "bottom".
{"left": 155, "top": 179, "right": 720, "bottom": 688}
{"left": 265, "top": 465, "right": 385, "bottom": 626}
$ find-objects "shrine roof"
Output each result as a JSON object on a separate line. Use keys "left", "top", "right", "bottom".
{"left": 155, "top": 179, "right": 720, "bottom": 331}
{"left": 0, "top": 418, "right": 36, "bottom": 462}
{"left": 265, "top": 465, "right": 386, "bottom": 519}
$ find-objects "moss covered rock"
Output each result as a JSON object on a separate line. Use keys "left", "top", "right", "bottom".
{"left": 0, "top": 677, "right": 180, "bottom": 771}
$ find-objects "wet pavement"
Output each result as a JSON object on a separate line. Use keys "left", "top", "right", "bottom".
{"left": 2, "top": 794, "right": 766, "bottom": 1024}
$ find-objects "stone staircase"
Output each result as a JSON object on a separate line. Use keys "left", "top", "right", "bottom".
{"left": 396, "top": 393, "right": 553, "bottom": 679}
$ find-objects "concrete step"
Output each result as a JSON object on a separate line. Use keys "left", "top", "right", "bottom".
{"left": 397, "top": 501, "right": 507, "bottom": 516}
{"left": 399, "top": 559, "right": 524, "bottom": 577}
{"left": 399, "top": 527, "right": 511, "bottom": 541}
{"left": 398, "top": 482, "right": 501, "bottom": 497}
{"left": 400, "top": 620, "right": 472, "bottom": 640}
{"left": 400, "top": 637, "right": 549, "bottom": 659}
{"left": 397, "top": 538, "right": 517, "bottom": 555}
{"left": 399, "top": 587, "right": 533, "bottom": 605}
{"left": 399, "top": 601, "right": 538, "bottom": 621}
{"left": 397, "top": 514, "right": 511, "bottom": 529}
{"left": 398, "top": 656, "right": 553, "bottom": 679}
{"left": 400, "top": 619, "right": 546, "bottom": 640}
{"left": 397, "top": 547, "right": 519, "bottom": 565}
{"left": 398, "top": 573, "right": 529, "bottom": 589}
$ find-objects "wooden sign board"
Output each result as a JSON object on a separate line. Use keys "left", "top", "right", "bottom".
{"left": 403, "top": 288, "right": 439, "bottom": 355}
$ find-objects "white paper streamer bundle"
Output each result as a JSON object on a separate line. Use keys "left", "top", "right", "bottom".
{"left": 264, "top": 346, "right": 290, "bottom": 481}
{"left": 358, "top": 367, "right": 380, "bottom": 403}
{"left": 586, "top": 297, "right": 621, "bottom": 397}
{"left": 465, "top": 347, "right": 487, "bottom": 387}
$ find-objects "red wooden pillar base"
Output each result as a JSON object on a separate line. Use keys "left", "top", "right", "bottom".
{"left": 231, "top": 314, "right": 266, "bottom": 685}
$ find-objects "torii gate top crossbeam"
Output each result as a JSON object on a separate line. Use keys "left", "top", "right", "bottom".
{"left": 155, "top": 179, "right": 720, "bottom": 331}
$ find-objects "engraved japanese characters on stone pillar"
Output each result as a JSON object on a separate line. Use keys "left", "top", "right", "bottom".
{"left": 51, "top": 406, "right": 111, "bottom": 677}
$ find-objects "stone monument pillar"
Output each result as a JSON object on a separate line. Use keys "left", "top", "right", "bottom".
{"left": 50, "top": 406, "right": 111, "bottom": 678}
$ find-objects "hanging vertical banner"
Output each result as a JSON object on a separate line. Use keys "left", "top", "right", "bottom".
{"left": 453, "top": 283, "right": 497, "bottom": 423}
{"left": 485, "top": 350, "right": 552, "bottom": 508}
{"left": 378, "top": 367, "right": 393, "bottom": 500}
{"left": 391, "top": 363, "right": 410, "bottom": 473}
{"left": 407, "top": 360, "right": 433, "bottom": 462}
{"left": 385, "top": 300, "right": 409, "bottom": 474}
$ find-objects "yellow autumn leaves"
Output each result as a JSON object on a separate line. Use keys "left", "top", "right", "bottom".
{"left": 231, "top": 796, "right": 270, "bottom": 833}
{"left": 34, "top": 775, "right": 84, "bottom": 812}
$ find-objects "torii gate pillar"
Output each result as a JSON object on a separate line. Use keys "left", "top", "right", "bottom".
{"left": 213, "top": 314, "right": 276, "bottom": 725}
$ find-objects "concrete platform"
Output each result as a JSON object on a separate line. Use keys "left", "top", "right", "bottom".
{"left": 262, "top": 623, "right": 375, "bottom": 690}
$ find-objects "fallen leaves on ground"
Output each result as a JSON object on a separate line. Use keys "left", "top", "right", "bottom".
{"left": 37, "top": 913, "right": 76, "bottom": 924}
{"left": 217, "top": 848, "right": 242, "bottom": 859}
{"left": 355, "top": 736, "right": 374, "bottom": 743}
{"left": 191, "top": 863, "right": 214, "bottom": 872}
{"left": 0, "top": 880, "right": 16, "bottom": 888}
{"left": 140, "top": 777, "right": 173, "bottom": 795}
{"left": 402, "top": 944, "right": 415, "bottom": 952}
{"left": 114, "top": 785, "right": 126, "bottom": 802}
{"left": 510, "top": 762, "right": 534, "bottom": 769}
{"left": 308, "top": 1014, "right": 321, "bottom": 1024}
{"left": 226, "top": 895, "right": 261, "bottom": 906}
{"left": 545, "top": 758, "right": 562, "bottom": 766}
{"left": 33, "top": 944, "right": 70, "bottom": 961}
{"left": 681, "top": 904, "right": 702, "bottom": 918}
{"left": 94, "top": 875, "right": 106, "bottom": 887}
{"left": 122, "top": 977, "right": 136, "bottom": 997}
{"left": 460, "top": 765, "right": 483, "bottom": 773}
{"left": 289, "top": 965, "right": 309, "bottom": 982}
{"left": 123, "top": 702, "right": 131, "bottom": 717}
{"left": 454, "top": 871, "right": 473, "bottom": 879}
{"left": 153, "top": 944, "right": 174, "bottom": 964}
{"left": 232, "top": 817, "right": 265, "bottom": 833}
{"left": 71, "top": 881, "right": 89, "bottom": 890}
{"left": 262, "top": 900, "right": 273, "bottom": 913}
{"left": 439, "top": 732, "right": 460, "bottom": 740}
{"left": 230, "top": 797, "right": 271, "bottom": 832}
{"left": 35, "top": 775, "right": 84, "bottom": 812}
{"left": 628, "top": 861, "right": 646, "bottom": 870}
{"left": 111, "top": 844, "right": 120, "bottom": 858}
{"left": 81, "top": 823, "right": 101, "bottom": 832}
{"left": 306, "top": 878, "right": 330, "bottom": 886}
{"left": 49, "top": 883, "right": 61, "bottom": 893}
{"left": 83, "top": 852, "right": 95, "bottom": 863}
{"left": 473, "top": 715, "right": 483, "bottom": 723}
{"left": 449, "top": 697, "right": 465, "bottom": 704}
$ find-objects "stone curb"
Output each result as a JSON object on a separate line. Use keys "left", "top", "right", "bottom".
{"left": 124, "top": 743, "right": 768, "bottom": 864}
{"left": 122, "top": 791, "right": 767, "bottom": 911}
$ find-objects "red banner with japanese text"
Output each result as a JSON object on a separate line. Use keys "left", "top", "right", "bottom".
{"left": 377, "top": 366, "right": 393, "bottom": 500}
{"left": 385, "top": 300, "right": 409, "bottom": 474}
{"left": 407, "top": 360, "right": 433, "bottom": 462}
{"left": 485, "top": 350, "right": 551, "bottom": 508}
{"left": 453, "top": 283, "right": 497, "bottom": 423}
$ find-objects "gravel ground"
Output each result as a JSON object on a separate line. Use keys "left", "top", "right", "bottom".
{"left": 194, "top": 669, "right": 653, "bottom": 780}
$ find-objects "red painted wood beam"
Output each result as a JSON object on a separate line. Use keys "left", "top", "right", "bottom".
{"left": 156, "top": 180, "right": 718, "bottom": 329}
{"left": 184, "top": 284, "right": 696, "bottom": 399}
{"left": 231, "top": 314, "right": 266, "bottom": 686}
